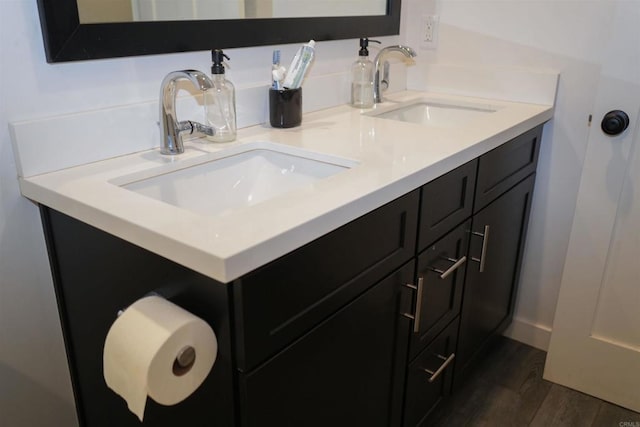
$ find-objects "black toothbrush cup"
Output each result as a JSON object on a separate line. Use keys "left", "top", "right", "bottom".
{"left": 269, "top": 87, "right": 302, "bottom": 128}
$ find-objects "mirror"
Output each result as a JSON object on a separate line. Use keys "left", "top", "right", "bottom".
{"left": 77, "top": 0, "right": 388, "bottom": 23}
{"left": 37, "top": 0, "right": 401, "bottom": 62}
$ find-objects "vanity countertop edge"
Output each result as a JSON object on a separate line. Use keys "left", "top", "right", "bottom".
{"left": 18, "top": 90, "right": 554, "bottom": 283}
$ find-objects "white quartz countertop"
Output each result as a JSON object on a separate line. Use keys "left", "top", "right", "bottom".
{"left": 18, "top": 91, "right": 553, "bottom": 283}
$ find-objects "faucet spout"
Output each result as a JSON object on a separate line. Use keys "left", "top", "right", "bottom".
{"left": 160, "top": 70, "right": 214, "bottom": 155}
{"left": 373, "top": 45, "right": 417, "bottom": 104}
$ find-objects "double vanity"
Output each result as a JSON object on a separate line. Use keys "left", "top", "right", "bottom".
{"left": 14, "top": 88, "right": 553, "bottom": 426}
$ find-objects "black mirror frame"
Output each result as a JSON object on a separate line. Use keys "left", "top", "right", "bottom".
{"left": 36, "top": 0, "right": 402, "bottom": 63}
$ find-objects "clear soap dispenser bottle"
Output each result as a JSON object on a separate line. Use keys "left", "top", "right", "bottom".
{"left": 205, "top": 49, "right": 237, "bottom": 142}
{"left": 351, "top": 38, "right": 380, "bottom": 109}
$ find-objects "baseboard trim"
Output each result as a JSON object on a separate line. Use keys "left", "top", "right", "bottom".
{"left": 503, "top": 317, "right": 552, "bottom": 351}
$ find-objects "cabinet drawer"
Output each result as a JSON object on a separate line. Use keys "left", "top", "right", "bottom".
{"left": 404, "top": 318, "right": 459, "bottom": 427}
{"left": 239, "top": 263, "right": 414, "bottom": 427}
{"left": 233, "top": 190, "right": 419, "bottom": 371}
{"left": 419, "top": 159, "right": 476, "bottom": 250}
{"left": 475, "top": 125, "right": 542, "bottom": 211}
{"left": 409, "top": 220, "right": 469, "bottom": 359}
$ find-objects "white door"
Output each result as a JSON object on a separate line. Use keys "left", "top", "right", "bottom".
{"left": 544, "top": 0, "right": 640, "bottom": 412}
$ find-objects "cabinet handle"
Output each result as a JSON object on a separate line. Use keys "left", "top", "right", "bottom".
{"left": 427, "top": 256, "right": 467, "bottom": 280}
{"left": 422, "top": 353, "right": 456, "bottom": 383}
{"left": 413, "top": 277, "right": 424, "bottom": 333}
{"left": 402, "top": 277, "right": 424, "bottom": 333}
{"left": 471, "top": 225, "right": 490, "bottom": 272}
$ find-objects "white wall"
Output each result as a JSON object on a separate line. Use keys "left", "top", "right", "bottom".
{"left": 0, "top": 1, "right": 399, "bottom": 426}
{"left": 401, "top": 0, "right": 615, "bottom": 349}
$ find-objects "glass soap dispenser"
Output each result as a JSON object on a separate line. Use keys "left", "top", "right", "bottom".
{"left": 205, "top": 49, "right": 237, "bottom": 142}
{"left": 350, "top": 38, "right": 380, "bottom": 108}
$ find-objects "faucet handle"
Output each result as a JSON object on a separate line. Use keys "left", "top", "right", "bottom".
{"left": 178, "top": 120, "right": 215, "bottom": 138}
{"left": 381, "top": 61, "right": 391, "bottom": 92}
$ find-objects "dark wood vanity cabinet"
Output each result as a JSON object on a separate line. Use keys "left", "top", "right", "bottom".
{"left": 418, "top": 160, "right": 476, "bottom": 249}
{"left": 232, "top": 191, "right": 419, "bottom": 426}
{"left": 402, "top": 125, "right": 542, "bottom": 424}
{"left": 456, "top": 175, "right": 535, "bottom": 383}
{"left": 40, "top": 209, "right": 236, "bottom": 427}
{"left": 474, "top": 126, "right": 541, "bottom": 212}
{"left": 40, "top": 125, "right": 542, "bottom": 426}
{"left": 231, "top": 190, "right": 419, "bottom": 372}
{"left": 454, "top": 125, "right": 542, "bottom": 387}
{"left": 455, "top": 173, "right": 537, "bottom": 386}
{"left": 409, "top": 220, "right": 469, "bottom": 360}
{"left": 403, "top": 318, "right": 459, "bottom": 427}
{"left": 399, "top": 164, "right": 475, "bottom": 426}
{"left": 239, "top": 262, "right": 414, "bottom": 427}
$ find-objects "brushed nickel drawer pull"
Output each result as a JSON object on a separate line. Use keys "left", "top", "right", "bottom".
{"left": 422, "top": 352, "right": 456, "bottom": 383}
{"left": 413, "top": 277, "right": 424, "bottom": 333}
{"left": 401, "top": 278, "right": 424, "bottom": 333}
{"left": 471, "top": 225, "right": 490, "bottom": 272}
{"left": 427, "top": 256, "right": 467, "bottom": 280}
{"left": 402, "top": 283, "right": 416, "bottom": 321}
{"left": 402, "top": 313, "right": 415, "bottom": 320}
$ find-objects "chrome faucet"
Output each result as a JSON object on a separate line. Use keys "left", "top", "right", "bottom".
{"left": 373, "top": 45, "right": 417, "bottom": 104}
{"left": 160, "top": 70, "right": 215, "bottom": 155}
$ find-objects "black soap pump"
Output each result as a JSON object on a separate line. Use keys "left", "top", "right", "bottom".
{"left": 351, "top": 38, "right": 380, "bottom": 108}
{"left": 205, "top": 49, "right": 237, "bottom": 142}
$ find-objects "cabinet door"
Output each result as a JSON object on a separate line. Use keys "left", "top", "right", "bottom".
{"left": 404, "top": 318, "right": 459, "bottom": 427}
{"left": 455, "top": 175, "right": 536, "bottom": 384}
{"left": 234, "top": 190, "right": 419, "bottom": 371}
{"left": 238, "top": 262, "right": 414, "bottom": 427}
{"left": 409, "top": 220, "right": 469, "bottom": 359}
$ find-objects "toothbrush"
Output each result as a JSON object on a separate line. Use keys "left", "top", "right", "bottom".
{"left": 272, "top": 67, "right": 286, "bottom": 90}
{"left": 272, "top": 50, "right": 282, "bottom": 90}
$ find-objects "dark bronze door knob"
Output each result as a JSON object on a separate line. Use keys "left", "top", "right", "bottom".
{"left": 601, "top": 110, "right": 630, "bottom": 136}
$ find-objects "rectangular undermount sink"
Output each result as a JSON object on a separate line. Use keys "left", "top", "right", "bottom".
{"left": 369, "top": 99, "right": 497, "bottom": 128}
{"left": 116, "top": 142, "right": 357, "bottom": 216}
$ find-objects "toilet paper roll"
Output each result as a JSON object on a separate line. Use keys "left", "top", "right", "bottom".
{"left": 103, "top": 295, "right": 217, "bottom": 421}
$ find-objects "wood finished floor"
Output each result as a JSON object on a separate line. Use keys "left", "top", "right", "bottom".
{"left": 430, "top": 337, "right": 640, "bottom": 427}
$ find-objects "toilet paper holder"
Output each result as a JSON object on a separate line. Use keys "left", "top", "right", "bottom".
{"left": 116, "top": 292, "right": 162, "bottom": 318}
{"left": 173, "top": 346, "right": 196, "bottom": 376}
{"left": 116, "top": 293, "right": 197, "bottom": 376}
